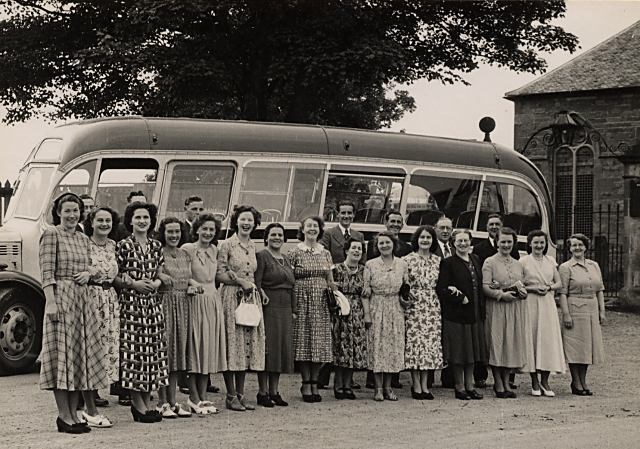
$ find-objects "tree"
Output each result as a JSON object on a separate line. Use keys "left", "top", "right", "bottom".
{"left": 0, "top": 0, "right": 577, "bottom": 129}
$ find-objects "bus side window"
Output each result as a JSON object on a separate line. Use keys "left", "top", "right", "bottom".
{"left": 238, "top": 162, "right": 324, "bottom": 223}
{"left": 324, "top": 173, "right": 403, "bottom": 224}
{"left": 407, "top": 172, "right": 481, "bottom": 227}
{"left": 95, "top": 159, "right": 158, "bottom": 216}
{"left": 164, "top": 163, "right": 235, "bottom": 222}
{"left": 46, "top": 160, "right": 97, "bottom": 223}
{"left": 479, "top": 181, "right": 542, "bottom": 235}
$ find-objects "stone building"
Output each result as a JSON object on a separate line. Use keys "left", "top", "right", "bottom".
{"left": 505, "top": 20, "right": 640, "bottom": 294}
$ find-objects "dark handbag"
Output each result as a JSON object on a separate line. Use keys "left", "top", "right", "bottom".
{"left": 399, "top": 282, "right": 412, "bottom": 301}
{"left": 502, "top": 285, "right": 527, "bottom": 300}
{"left": 325, "top": 288, "right": 339, "bottom": 313}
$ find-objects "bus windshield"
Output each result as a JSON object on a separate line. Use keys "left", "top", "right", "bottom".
{"left": 11, "top": 165, "right": 57, "bottom": 219}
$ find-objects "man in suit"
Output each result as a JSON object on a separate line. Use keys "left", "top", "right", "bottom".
{"left": 471, "top": 213, "right": 520, "bottom": 389}
{"left": 366, "top": 209, "right": 412, "bottom": 259}
{"left": 433, "top": 216, "right": 455, "bottom": 388}
{"left": 317, "top": 200, "right": 365, "bottom": 389}
{"left": 365, "top": 209, "right": 411, "bottom": 389}
{"left": 320, "top": 199, "right": 366, "bottom": 264}
{"left": 182, "top": 195, "right": 204, "bottom": 242}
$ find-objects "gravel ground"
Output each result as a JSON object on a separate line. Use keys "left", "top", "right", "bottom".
{"left": 2, "top": 310, "right": 640, "bottom": 449}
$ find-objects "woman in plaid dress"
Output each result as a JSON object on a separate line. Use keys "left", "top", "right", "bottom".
{"left": 39, "top": 193, "right": 108, "bottom": 434}
{"left": 115, "top": 202, "right": 169, "bottom": 423}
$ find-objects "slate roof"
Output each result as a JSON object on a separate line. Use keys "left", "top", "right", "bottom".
{"left": 505, "top": 20, "right": 640, "bottom": 98}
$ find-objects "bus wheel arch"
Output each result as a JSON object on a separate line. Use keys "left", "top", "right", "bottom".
{"left": 0, "top": 282, "right": 44, "bottom": 375}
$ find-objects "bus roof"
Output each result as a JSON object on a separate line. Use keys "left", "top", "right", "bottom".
{"left": 47, "top": 116, "right": 549, "bottom": 204}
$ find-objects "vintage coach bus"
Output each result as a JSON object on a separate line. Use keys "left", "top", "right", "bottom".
{"left": 0, "top": 116, "right": 553, "bottom": 374}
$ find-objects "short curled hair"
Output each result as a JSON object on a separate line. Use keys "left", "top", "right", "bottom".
{"left": 127, "top": 190, "right": 146, "bottom": 203}
{"left": 487, "top": 213, "right": 504, "bottom": 223}
{"left": 498, "top": 227, "right": 518, "bottom": 244}
{"left": 230, "top": 205, "right": 261, "bottom": 233}
{"left": 337, "top": 199, "right": 356, "bottom": 212}
{"left": 568, "top": 233, "right": 590, "bottom": 251}
{"left": 123, "top": 201, "right": 158, "bottom": 234}
{"left": 526, "top": 229, "right": 549, "bottom": 255}
{"left": 410, "top": 225, "right": 438, "bottom": 253}
{"left": 263, "top": 222, "right": 287, "bottom": 245}
{"left": 451, "top": 228, "right": 472, "bottom": 243}
{"left": 184, "top": 195, "right": 203, "bottom": 206}
{"left": 52, "top": 192, "right": 84, "bottom": 226}
{"left": 158, "top": 217, "right": 188, "bottom": 247}
{"left": 297, "top": 216, "right": 325, "bottom": 241}
{"left": 83, "top": 206, "right": 119, "bottom": 239}
{"left": 384, "top": 209, "right": 403, "bottom": 223}
{"left": 191, "top": 212, "right": 221, "bottom": 246}
{"left": 343, "top": 237, "right": 364, "bottom": 257}
{"left": 373, "top": 231, "right": 398, "bottom": 254}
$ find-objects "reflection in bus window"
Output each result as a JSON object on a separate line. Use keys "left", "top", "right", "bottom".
{"left": 324, "top": 173, "right": 403, "bottom": 224}
{"left": 239, "top": 162, "right": 324, "bottom": 223}
{"left": 96, "top": 165, "right": 157, "bottom": 215}
{"left": 407, "top": 172, "right": 481, "bottom": 227}
{"left": 478, "top": 181, "right": 541, "bottom": 235}
{"left": 13, "top": 166, "right": 56, "bottom": 219}
{"left": 165, "top": 164, "right": 234, "bottom": 221}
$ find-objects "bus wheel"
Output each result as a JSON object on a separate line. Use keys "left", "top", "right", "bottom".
{"left": 0, "top": 287, "right": 42, "bottom": 375}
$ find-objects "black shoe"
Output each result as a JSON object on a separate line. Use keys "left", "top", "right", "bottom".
{"left": 351, "top": 382, "right": 361, "bottom": 390}
{"left": 509, "top": 382, "right": 518, "bottom": 390}
{"left": 146, "top": 409, "right": 162, "bottom": 422}
{"left": 271, "top": 393, "right": 288, "bottom": 406}
{"left": 583, "top": 389, "right": 593, "bottom": 396}
{"left": 493, "top": 388, "right": 508, "bottom": 399}
{"left": 422, "top": 391, "right": 435, "bottom": 400}
{"left": 411, "top": 387, "right": 422, "bottom": 400}
{"left": 207, "top": 384, "right": 221, "bottom": 393}
{"left": 95, "top": 394, "right": 109, "bottom": 407}
{"left": 257, "top": 393, "right": 275, "bottom": 408}
{"left": 505, "top": 390, "right": 517, "bottom": 399}
{"left": 466, "top": 389, "right": 483, "bottom": 400}
{"left": 131, "top": 406, "right": 156, "bottom": 423}
{"left": 118, "top": 394, "right": 132, "bottom": 406}
{"left": 571, "top": 383, "right": 587, "bottom": 396}
{"left": 56, "top": 417, "right": 85, "bottom": 434}
{"left": 474, "top": 379, "right": 487, "bottom": 389}
{"left": 343, "top": 388, "right": 356, "bottom": 400}
{"left": 301, "top": 381, "right": 314, "bottom": 403}
{"left": 179, "top": 386, "right": 190, "bottom": 394}
{"left": 454, "top": 390, "right": 470, "bottom": 400}
{"left": 334, "top": 388, "right": 345, "bottom": 400}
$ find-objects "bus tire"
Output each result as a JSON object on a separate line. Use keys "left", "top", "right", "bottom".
{"left": 0, "top": 286, "right": 43, "bottom": 375}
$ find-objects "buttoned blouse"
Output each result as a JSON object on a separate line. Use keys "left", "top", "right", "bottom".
{"left": 482, "top": 254, "right": 525, "bottom": 289}
{"left": 559, "top": 258, "right": 604, "bottom": 297}
{"left": 39, "top": 226, "right": 91, "bottom": 288}
{"left": 216, "top": 234, "right": 257, "bottom": 281}
{"left": 182, "top": 243, "right": 216, "bottom": 284}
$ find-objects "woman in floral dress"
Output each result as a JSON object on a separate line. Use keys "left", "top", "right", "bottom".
{"left": 364, "top": 231, "right": 409, "bottom": 402}
{"left": 217, "top": 205, "right": 265, "bottom": 412}
{"left": 116, "top": 202, "right": 168, "bottom": 423}
{"left": 331, "top": 238, "right": 368, "bottom": 400}
{"left": 80, "top": 206, "right": 121, "bottom": 427}
{"left": 290, "top": 216, "right": 335, "bottom": 403}
{"left": 403, "top": 225, "right": 443, "bottom": 400}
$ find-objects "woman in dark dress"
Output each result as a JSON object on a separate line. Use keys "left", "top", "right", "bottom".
{"left": 436, "top": 229, "right": 486, "bottom": 401}
{"left": 255, "top": 223, "right": 296, "bottom": 407}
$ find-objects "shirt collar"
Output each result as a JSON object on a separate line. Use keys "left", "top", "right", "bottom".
{"left": 569, "top": 257, "right": 590, "bottom": 268}
{"left": 230, "top": 233, "right": 255, "bottom": 249}
{"left": 338, "top": 224, "right": 350, "bottom": 235}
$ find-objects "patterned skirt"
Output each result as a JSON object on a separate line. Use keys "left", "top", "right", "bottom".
{"left": 93, "top": 286, "right": 120, "bottom": 383}
{"left": 161, "top": 289, "right": 189, "bottom": 372}
{"left": 40, "top": 280, "right": 108, "bottom": 391}
{"left": 332, "top": 294, "right": 367, "bottom": 369}
{"left": 293, "top": 277, "right": 332, "bottom": 363}
{"left": 119, "top": 289, "right": 169, "bottom": 392}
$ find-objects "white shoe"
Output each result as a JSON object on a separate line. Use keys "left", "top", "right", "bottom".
{"left": 173, "top": 403, "right": 192, "bottom": 418}
{"left": 540, "top": 385, "right": 556, "bottom": 397}
{"left": 198, "top": 400, "right": 219, "bottom": 415}
{"left": 531, "top": 388, "right": 542, "bottom": 397}
{"left": 187, "top": 398, "right": 208, "bottom": 416}
{"left": 81, "top": 411, "right": 113, "bottom": 428}
{"left": 157, "top": 402, "right": 178, "bottom": 419}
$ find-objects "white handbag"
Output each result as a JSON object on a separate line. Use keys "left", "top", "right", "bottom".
{"left": 235, "top": 288, "right": 262, "bottom": 327}
{"left": 334, "top": 290, "right": 351, "bottom": 316}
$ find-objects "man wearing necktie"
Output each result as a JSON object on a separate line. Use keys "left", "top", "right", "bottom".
{"left": 318, "top": 200, "right": 366, "bottom": 389}
{"left": 472, "top": 213, "right": 520, "bottom": 389}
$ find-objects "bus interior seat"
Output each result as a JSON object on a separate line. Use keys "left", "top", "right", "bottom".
{"left": 355, "top": 208, "right": 385, "bottom": 224}
{"left": 406, "top": 210, "right": 445, "bottom": 226}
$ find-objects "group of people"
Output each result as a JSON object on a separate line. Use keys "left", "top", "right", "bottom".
{"left": 39, "top": 192, "right": 606, "bottom": 434}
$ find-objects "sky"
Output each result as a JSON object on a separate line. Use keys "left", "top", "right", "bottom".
{"left": 1, "top": 0, "right": 639, "bottom": 184}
